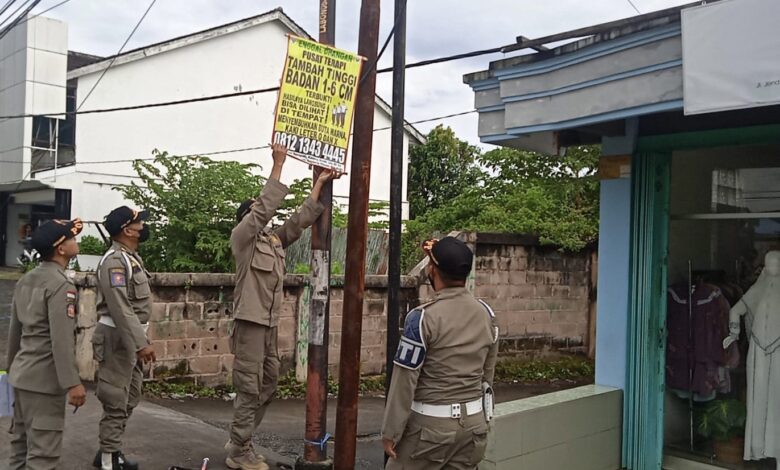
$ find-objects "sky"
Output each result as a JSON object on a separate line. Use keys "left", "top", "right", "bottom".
{"left": 22, "top": 0, "right": 694, "bottom": 147}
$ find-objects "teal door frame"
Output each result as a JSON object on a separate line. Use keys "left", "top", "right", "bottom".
{"left": 623, "top": 152, "right": 671, "bottom": 470}
{"left": 622, "top": 124, "right": 780, "bottom": 469}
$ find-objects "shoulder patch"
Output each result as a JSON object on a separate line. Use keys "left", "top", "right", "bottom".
{"left": 66, "top": 290, "right": 77, "bottom": 301}
{"left": 66, "top": 290, "right": 78, "bottom": 318}
{"left": 109, "top": 268, "right": 127, "bottom": 287}
{"left": 393, "top": 308, "right": 427, "bottom": 370}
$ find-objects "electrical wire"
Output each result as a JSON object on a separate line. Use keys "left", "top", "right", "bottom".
{"left": 626, "top": 0, "right": 641, "bottom": 14}
{"left": 0, "top": 0, "right": 19, "bottom": 18}
{"left": 0, "top": 0, "right": 41, "bottom": 41}
{"left": 0, "top": 0, "right": 153, "bottom": 212}
{"left": 77, "top": 0, "right": 157, "bottom": 110}
{"left": 10, "top": 0, "right": 74, "bottom": 29}
{"left": 0, "top": 109, "right": 477, "bottom": 167}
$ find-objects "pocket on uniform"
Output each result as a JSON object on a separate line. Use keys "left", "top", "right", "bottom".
{"left": 232, "top": 358, "right": 260, "bottom": 395}
{"left": 251, "top": 241, "right": 275, "bottom": 272}
{"left": 92, "top": 329, "right": 105, "bottom": 362}
{"left": 132, "top": 271, "right": 151, "bottom": 299}
{"left": 410, "top": 427, "right": 457, "bottom": 462}
{"left": 468, "top": 427, "right": 489, "bottom": 464}
{"left": 96, "top": 379, "right": 127, "bottom": 410}
{"left": 31, "top": 415, "right": 64, "bottom": 432}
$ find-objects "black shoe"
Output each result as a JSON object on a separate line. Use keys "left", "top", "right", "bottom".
{"left": 92, "top": 450, "right": 139, "bottom": 470}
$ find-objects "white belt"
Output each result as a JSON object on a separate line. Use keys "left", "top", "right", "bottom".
{"left": 412, "top": 399, "right": 483, "bottom": 419}
{"left": 98, "top": 316, "right": 149, "bottom": 334}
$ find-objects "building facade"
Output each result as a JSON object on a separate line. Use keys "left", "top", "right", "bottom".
{"left": 465, "top": 1, "right": 780, "bottom": 468}
{"left": 0, "top": 8, "right": 423, "bottom": 266}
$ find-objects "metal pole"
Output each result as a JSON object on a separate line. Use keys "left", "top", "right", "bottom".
{"left": 299, "top": 0, "right": 336, "bottom": 467}
{"left": 333, "top": 0, "right": 380, "bottom": 468}
{"left": 386, "top": 0, "right": 406, "bottom": 403}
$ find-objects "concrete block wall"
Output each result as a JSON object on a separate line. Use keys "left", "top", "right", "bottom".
{"left": 474, "top": 234, "right": 595, "bottom": 357}
{"left": 414, "top": 233, "right": 596, "bottom": 358}
{"left": 480, "top": 385, "right": 622, "bottom": 470}
{"left": 73, "top": 273, "right": 419, "bottom": 385}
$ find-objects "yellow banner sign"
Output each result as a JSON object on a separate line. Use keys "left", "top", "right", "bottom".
{"left": 272, "top": 36, "right": 363, "bottom": 172}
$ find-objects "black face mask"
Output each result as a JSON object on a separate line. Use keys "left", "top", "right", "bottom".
{"left": 138, "top": 225, "right": 150, "bottom": 243}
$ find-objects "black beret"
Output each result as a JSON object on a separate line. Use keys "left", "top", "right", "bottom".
{"left": 31, "top": 218, "right": 83, "bottom": 257}
{"left": 422, "top": 236, "right": 473, "bottom": 279}
{"left": 104, "top": 206, "right": 149, "bottom": 236}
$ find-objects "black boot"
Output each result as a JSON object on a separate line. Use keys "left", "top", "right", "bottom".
{"left": 92, "top": 450, "right": 139, "bottom": 470}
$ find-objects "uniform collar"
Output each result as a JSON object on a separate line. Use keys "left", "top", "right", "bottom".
{"left": 434, "top": 286, "right": 469, "bottom": 300}
{"left": 112, "top": 240, "right": 136, "bottom": 255}
{"left": 40, "top": 260, "right": 65, "bottom": 273}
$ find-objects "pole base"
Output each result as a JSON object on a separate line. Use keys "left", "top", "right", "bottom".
{"left": 294, "top": 457, "right": 333, "bottom": 470}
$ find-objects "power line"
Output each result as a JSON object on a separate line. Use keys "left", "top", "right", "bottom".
{"left": 0, "top": 0, "right": 41, "bottom": 41}
{"left": 77, "top": 0, "right": 156, "bottom": 110}
{"left": 0, "top": 0, "right": 19, "bottom": 18}
{"left": 626, "top": 0, "right": 641, "bottom": 14}
{"left": 0, "top": 109, "right": 477, "bottom": 167}
{"left": 10, "top": 0, "right": 74, "bottom": 29}
{"left": 0, "top": 0, "right": 31, "bottom": 30}
{"left": 376, "top": 46, "right": 504, "bottom": 74}
{"left": 0, "top": 0, "right": 151, "bottom": 212}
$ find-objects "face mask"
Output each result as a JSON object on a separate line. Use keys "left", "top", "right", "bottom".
{"left": 138, "top": 225, "right": 150, "bottom": 243}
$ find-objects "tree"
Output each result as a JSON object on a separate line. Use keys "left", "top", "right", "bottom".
{"left": 401, "top": 145, "right": 600, "bottom": 272}
{"left": 407, "top": 125, "right": 481, "bottom": 219}
{"left": 117, "top": 151, "right": 264, "bottom": 272}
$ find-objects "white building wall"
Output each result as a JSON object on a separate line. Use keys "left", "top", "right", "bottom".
{"left": 68, "top": 19, "right": 411, "bottom": 225}
{"left": 0, "top": 16, "right": 67, "bottom": 184}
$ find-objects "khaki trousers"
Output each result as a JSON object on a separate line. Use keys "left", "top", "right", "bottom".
{"left": 9, "top": 388, "right": 66, "bottom": 470}
{"left": 229, "top": 320, "right": 280, "bottom": 445}
{"left": 93, "top": 323, "right": 143, "bottom": 454}
{"left": 386, "top": 411, "right": 489, "bottom": 470}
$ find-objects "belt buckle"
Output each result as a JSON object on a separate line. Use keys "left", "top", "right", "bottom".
{"left": 451, "top": 403, "right": 461, "bottom": 419}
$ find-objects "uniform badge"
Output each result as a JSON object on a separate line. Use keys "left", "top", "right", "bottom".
{"left": 66, "top": 290, "right": 77, "bottom": 302}
{"left": 67, "top": 303, "right": 77, "bottom": 318}
{"left": 109, "top": 268, "right": 127, "bottom": 287}
{"left": 393, "top": 308, "right": 427, "bottom": 370}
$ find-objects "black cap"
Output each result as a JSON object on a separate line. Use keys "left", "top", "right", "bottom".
{"left": 31, "top": 218, "right": 83, "bottom": 257}
{"left": 104, "top": 206, "right": 149, "bottom": 236}
{"left": 237, "top": 199, "right": 255, "bottom": 223}
{"left": 422, "top": 236, "right": 473, "bottom": 280}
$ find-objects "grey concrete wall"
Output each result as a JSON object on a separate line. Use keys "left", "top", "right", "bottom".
{"left": 480, "top": 385, "right": 622, "bottom": 470}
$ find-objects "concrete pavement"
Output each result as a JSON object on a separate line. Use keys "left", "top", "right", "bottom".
{"left": 0, "top": 390, "right": 294, "bottom": 470}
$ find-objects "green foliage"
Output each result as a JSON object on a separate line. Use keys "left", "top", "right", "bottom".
{"left": 696, "top": 399, "right": 746, "bottom": 441}
{"left": 78, "top": 235, "right": 107, "bottom": 255}
{"left": 275, "top": 370, "right": 386, "bottom": 399}
{"left": 494, "top": 356, "right": 595, "bottom": 383}
{"left": 408, "top": 125, "right": 481, "bottom": 219}
{"left": 402, "top": 137, "right": 600, "bottom": 272}
{"left": 117, "top": 151, "right": 263, "bottom": 272}
{"left": 117, "top": 151, "right": 318, "bottom": 273}
{"left": 293, "top": 263, "right": 311, "bottom": 274}
{"left": 143, "top": 380, "right": 235, "bottom": 399}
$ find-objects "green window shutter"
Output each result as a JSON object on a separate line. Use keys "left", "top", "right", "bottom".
{"left": 623, "top": 152, "right": 670, "bottom": 470}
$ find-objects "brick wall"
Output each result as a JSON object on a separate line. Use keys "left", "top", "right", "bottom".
{"left": 474, "top": 234, "right": 596, "bottom": 357}
{"left": 73, "top": 273, "right": 419, "bottom": 385}
{"left": 70, "top": 232, "right": 596, "bottom": 385}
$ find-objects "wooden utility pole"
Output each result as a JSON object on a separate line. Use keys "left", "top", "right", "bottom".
{"left": 297, "top": 2, "right": 336, "bottom": 468}
{"left": 333, "top": 0, "right": 381, "bottom": 468}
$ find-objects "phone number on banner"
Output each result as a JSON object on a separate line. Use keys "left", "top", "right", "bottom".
{"left": 273, "top": 132, "right": 346, "bottom": 163}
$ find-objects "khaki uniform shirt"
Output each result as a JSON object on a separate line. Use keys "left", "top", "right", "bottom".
{"left": 231, "top": 179, "right": 324, "bottom": 327}
{"left": 7, "top": 261, "right": 81, "bottom": 395}
{"left": 382, "top": 287, "right": 499, "bottom": 443}
{"left": 96, "top": 242, "right": 151, "bottom": 352}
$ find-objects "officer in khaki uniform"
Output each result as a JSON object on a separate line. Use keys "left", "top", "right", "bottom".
{"left": 92, "top": 207, "right": 157, "bottom": 470}
{"left": 7, "top": 219, "right": 87, "bottom": 470}
{"left": 383, "top": 237, "right": 499, "bottom": 470}
{"left": 225, "top": 144, "right": 339, "bottom": 470}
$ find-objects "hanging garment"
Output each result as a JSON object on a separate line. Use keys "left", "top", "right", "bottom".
{"left": 666, "top": 283, "right": 737, "bottom": 399}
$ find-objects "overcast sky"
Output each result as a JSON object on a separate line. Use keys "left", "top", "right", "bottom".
{"left": 29, "top": 0, "right": 692, "bottom": 147}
